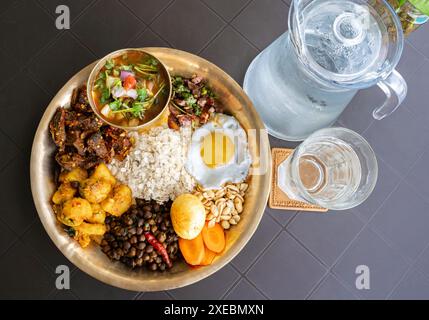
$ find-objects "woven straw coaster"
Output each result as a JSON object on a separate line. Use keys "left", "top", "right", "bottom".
{"left": 269, "top": 148, "right": 328, "bottom": 212}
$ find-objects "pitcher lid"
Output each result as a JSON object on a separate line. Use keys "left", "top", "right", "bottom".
{"left": 290, "top": 0, "right": 404, "bottom": 89}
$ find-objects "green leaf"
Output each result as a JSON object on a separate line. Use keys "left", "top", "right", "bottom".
{"left": 145, "top": 57, "right": 159, "bottom": 67}
{"left": 137, "top": 88, "right": 147, "bottom": 102}
{"left": 409, "top": 0, "right": 429, "bottom": 15}
{"left": 100, "top": 88, "right": 111, "bottom": 104}
{"left": 109, "top": 100, "right": 122, "bottom": 111}
{"left": 185, "top": 95, "right": 197, "bottom": 107}
{"left": 120, "top": 65, "right": 133, "bottom": 71}
{"left": 131, "top": 102, "right": 145, "bottom": 118}
{"left": 105, "top": 59, "right": 115, "bottom": 70}
{"left": 194, "top": 105, "right": 202, "bottom": 116}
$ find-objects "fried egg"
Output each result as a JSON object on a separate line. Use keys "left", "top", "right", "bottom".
{"left": 185, "top": 114, "right": 251, "bottom": 189}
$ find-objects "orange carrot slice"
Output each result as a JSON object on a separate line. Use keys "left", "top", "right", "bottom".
{"left": 178, "top": 233, "right": 205, "bottom": 266}
{"left": 202, "top": 223, "right": 225, "bottom": 253}
{"left": 200, "top": 247, "right": 217, "bottom": 266}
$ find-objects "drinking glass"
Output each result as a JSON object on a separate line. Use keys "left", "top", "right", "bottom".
{"left": 277, "top": 127, "right": 378, "bottom": 210}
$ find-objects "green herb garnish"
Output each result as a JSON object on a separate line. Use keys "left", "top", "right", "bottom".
{"left": 109, "top": 100, "right": 122, "bottom": 111}
{"left": 100, "top": 87, "right": 111, "bottom": 104}
{"left": 105, "top": 59, "right": 115, "bottom": 70}
{"left": 137, "top": 88, "right": 148, "bottom": 102}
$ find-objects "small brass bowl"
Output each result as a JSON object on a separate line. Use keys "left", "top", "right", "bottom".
{"left": 86, "top": 48, "right": 172, "bottom": 131}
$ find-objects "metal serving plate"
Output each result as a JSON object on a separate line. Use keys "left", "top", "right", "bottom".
{"left": 30, "top": 48, "right": 272, "bottom": 292}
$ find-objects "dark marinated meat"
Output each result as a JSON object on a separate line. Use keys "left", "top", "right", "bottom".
{"left": 197, "top": 97, "right": 207, "bottom": 108}
{"left": 174, "top": 99, "right": 187, "bottom": 107}
{"left": 70, "top": 88, "right": 78, "bottom": 107}
{"left": 191, "top": 76, "right": 203, "bottom": 85}
{"left": 169, "top": 104, "right": 181, "bottom": 117}
{"left": 168, "top": 113, "right": 180, "bottom": 130}
{"left": 104, "top": 127, "right": 132, "bottom": 161}
{"left": 66, "top": 129, "right": 86, "bottom": 156}
{"left": 199, "top": 111, "right": 210, "bottom": 124}
{"left": 55, "top": 152, "right": 86, "bottom": 171}
{"left": 64, "top": 109, "right": 80, "bottom": 127}
{"left": 83, "top": 156, "right": 101, "bottom": 170}
{"left": 71, "top": 86, "right": 92, "bottom": 113}
{"left": 177, "top": 114, "right": 192, "bottom": 127}
{"left": 87, "top": 132, "right": 109, "bottom": 160}
{"left": 49, "top": 85, "right": 132, "bottom": 171}
{"left": 79, "top": 115, "right": 103, "bottom": 135}
{"left": 170, "top": 75, "right": 220, "bottom": 129}
{"left": 49, "top": 108, "right": 66, "bottom": 152}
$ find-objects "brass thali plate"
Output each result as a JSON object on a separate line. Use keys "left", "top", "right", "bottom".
{"left": 30, "top": 48, "right": 272, "bottom": 292}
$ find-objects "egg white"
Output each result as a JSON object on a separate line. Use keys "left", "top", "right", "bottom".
{"left": 185, "top": 114, "right": 252, "bottom": 190}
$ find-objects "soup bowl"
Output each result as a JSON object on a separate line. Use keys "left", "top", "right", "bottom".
{"left": 87, "top": 48, "right": 172, "bottom": 131}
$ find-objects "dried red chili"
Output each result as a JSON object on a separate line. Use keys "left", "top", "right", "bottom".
{"left": 144, "top": 232, "right": 173, "bottom": 268}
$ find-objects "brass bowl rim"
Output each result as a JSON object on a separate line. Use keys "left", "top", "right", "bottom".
{"left": 86, "top": 48, "right": 172, "bottom": 131}
{"left": 30, "top": 48, "right": 272, "bottom": 292}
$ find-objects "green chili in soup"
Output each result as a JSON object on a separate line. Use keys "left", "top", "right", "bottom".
{"left": 92, "top": 51, "right": 169, "bottom": 127}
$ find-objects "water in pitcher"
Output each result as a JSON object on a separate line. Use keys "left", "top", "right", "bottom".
{"left": 243, "top": 0, "right": 384, "bottom": 141}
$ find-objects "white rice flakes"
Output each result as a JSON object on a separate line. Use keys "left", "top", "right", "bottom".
{"left": 108, "top": 127, "right": 196, "bottom": 204}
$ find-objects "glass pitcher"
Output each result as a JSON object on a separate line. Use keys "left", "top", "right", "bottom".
{"left": 243, "top": 0, "right": 408, "bottom": 141}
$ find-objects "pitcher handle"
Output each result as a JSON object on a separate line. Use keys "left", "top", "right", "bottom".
{"left": 373, "top": 69, "right": 408, "bottom": 120}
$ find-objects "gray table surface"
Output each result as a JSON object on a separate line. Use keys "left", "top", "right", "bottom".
{"left": 0, "top": 0, "right": 428, "bottom": 300}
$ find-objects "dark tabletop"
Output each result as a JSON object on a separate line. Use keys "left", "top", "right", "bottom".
{"left": 0, "top": 0, "right": 429, "bottom": 300}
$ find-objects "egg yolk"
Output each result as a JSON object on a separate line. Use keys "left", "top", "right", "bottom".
{"left": 201, "top": 132, "right": 235, "bottom": 168}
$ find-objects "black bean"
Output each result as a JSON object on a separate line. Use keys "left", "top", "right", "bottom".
{"left": 145, "top": 245, "right": 154, "bottom": 253}
{"left": 125, "top": 217, "right": 133, "bottom": 226}
{"left": 137, "top": 250, "right": 144, "bottom": 259}
{"left": 158, "top": 232, "right": 167, "bottom": 243}
{"left": 128, "top": 227, "right": 136, "bottom": 235}
{"left": 151, "top": 251, "right": 157, "bottom": 258}
{"left": 159, "top": 263, "right": 166, "bottom": 271}
{"left": 104, "top": 233, "right": 114, "bottom": 242}
{"left": 135, "top": 258, "right": 143, "bottom": 266}
{"left": 160, "top": 223, "right": 167, "bottom": 231}
{"left": 112, "top": 241, "right": 118, "bottom": 248}
{"left": 143, "top": 254, "right": 150, "bottom": 262}
{"left": 155, "top": 256, "right": 162, "bottom": 264}
{"left": 130, "top": 236, "right": 138, "bottom": 244}
{"left": 153, "top": 204, "right": 160, "bottom": 212}
{"left": 143, "top": 212, "right": 152, "bottom": 219}
{"left": 138, "top": 234, "right": 146, "bottom": 242}
{"left": 150, "top": 263, "right": 157, "bottom": 271}
{"left": 127, "top": 247, "right": 136, "bottom": 257}
{"left": 143, "top": 205, "right": 151, "bottom": 212}
{"left": 123, "top": 241, "right": 131, "bottom": 251}
{"left": 137, "top": 242, "right": 146, "bottom": 250}
{"left": 136, "top": 227, "right": 143, "bottom": 235}
{"left": 137, "top": 219, "right": 144, "bottom": 227}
